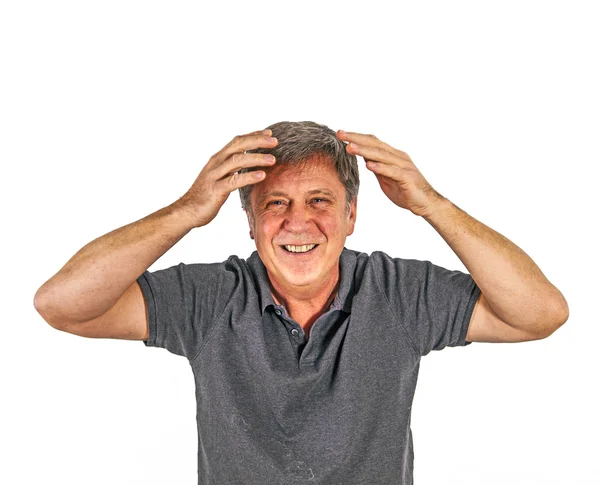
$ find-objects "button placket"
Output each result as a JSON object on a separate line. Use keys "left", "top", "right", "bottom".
{"left": 273, "top": 306, "right": 305, "bottom": 341}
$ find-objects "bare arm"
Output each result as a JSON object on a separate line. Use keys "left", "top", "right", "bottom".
{"left": 33, "top": 202, "right": 195, "bottom": 327}
{"left": 34, "top": 128, "right": 279, "bottom": 331}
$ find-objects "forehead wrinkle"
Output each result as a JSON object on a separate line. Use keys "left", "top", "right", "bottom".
{"left": 252, "top": 157, "right": 342, "bottom": 210}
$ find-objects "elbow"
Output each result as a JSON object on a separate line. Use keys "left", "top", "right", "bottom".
{"left": 33, "top": 286, "right": 48, "bottom": 318}
{"left": 554, "top": 289, "right": 570, "bottom": 325}
{"left": 552, "top": 303, "right": 570, "bottom": 334}
{"left": 33, "top": 285, "right": 63, "bottom": 329}
{"left": 542, "top": 293, "right": 570, "bottom": 338}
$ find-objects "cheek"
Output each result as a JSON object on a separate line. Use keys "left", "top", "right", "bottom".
{"left": 255, "top": 211, "right": 344, "bottom": 239}
{"left": 254, "top": 216, "right": 279, "bottom": 240}
{"left": 319, "top": 214, "right": 346, "bottom": 236}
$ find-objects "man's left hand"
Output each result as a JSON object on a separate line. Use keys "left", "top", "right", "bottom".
{"left": 336, "top": 130, "right": 444, "bottom": 218}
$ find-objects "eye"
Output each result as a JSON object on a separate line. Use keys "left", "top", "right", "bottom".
{"left": 312, "top": 198, "right": 327, "bottom": 203}
{"left": 267, "top": 200, "right": 284, "bottom": 206}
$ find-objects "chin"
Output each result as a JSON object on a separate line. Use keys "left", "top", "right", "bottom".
{"left": 280, "top": 269, "right": 321, "bottom": 288}
{"left": 259, "top": 243, "right": 333, "bottom": 287}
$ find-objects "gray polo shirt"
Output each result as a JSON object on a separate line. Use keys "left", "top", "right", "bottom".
{"left": 137, "top": 247, "right": 480, "bottom": 484}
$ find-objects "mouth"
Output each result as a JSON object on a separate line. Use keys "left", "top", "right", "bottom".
{"left": 280, "top": 244, "right": 319, "bottom": 255}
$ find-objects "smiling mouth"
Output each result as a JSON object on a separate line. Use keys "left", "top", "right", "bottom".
{"left": 281, "top": 244, "right": 319, "bottom": 254}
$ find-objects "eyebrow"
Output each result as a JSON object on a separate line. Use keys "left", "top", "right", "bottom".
{"left": 257, "top": 188, "right": 337, "bottom": 206}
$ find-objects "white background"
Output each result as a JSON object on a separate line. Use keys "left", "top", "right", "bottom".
{"left": 2, "top": 1, "right": 598, "bottom": 483}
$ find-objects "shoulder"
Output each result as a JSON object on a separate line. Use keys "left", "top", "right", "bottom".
{"left": 340, "top": 247, "right": 424, "bottom": 285}
{"left": 178, "top": 253, "right": 249, "bottom": 273}
{"left": 350, "top": 249, "right": 442, "bottom": 297}
{"left": 361, "top": 249, "right": 430, "bottom": 274}
{"left": 158, "top": 254, "right": 252, "bottom": 293}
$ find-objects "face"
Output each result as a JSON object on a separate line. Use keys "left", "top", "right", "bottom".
{"left": 247, "top": 156, "right": 357, "bottom": 295}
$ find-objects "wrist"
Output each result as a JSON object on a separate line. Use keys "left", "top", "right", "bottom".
{"left": 421, "top": 195, "right": 452, "bottom": 221}
{"left": 168, "top": 198, "right": 204, "bottom": 230}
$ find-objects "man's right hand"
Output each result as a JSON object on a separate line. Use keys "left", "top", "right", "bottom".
{"left": 176, "top": 128, "right": 278, "bottom": 228}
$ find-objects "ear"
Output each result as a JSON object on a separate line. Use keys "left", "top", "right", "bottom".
{"left": 346, "top": 197, "right": 357, "bottom": 236}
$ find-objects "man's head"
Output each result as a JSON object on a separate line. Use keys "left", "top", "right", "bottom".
{"left": 238, "top": 121, "right": 359, "bottom": 217}
{"left": 238, "top": 121, "right": 360, "bottom": 292}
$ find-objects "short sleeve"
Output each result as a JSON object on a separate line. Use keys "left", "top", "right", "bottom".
{"left": 374, "top": 251, "right": 481, "bottom": 357}
{"left": 136, "top": 261, "right": 237, "bottom": 360}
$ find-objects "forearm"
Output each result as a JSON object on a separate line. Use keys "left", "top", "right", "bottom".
{"left": 423, "top": 197, "right": 569, "bottom": 332}
{"left": 34, "top": 200, "right": 196, "bottom": 326}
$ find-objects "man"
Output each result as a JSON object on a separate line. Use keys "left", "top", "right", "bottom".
{"left": 34, "top": 120, "right": 569, "bottom": 484}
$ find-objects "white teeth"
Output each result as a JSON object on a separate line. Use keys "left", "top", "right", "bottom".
{"left": 284, "top": 244, "right": 317, "bottom": 253}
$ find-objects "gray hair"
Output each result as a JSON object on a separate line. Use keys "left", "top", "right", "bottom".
{"left": 238, "top": 121, "right": 360, "bottom": 216}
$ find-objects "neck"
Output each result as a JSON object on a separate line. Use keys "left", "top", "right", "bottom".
{"left": 268, "top": 268, "right": 340, "bottom": 316}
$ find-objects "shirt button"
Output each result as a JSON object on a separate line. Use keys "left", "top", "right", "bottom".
{"left": 274, "top": 308, "right": 282, "bottom": 316}
{"left": 291, "top": 328, "right": 299, "bottom": 336}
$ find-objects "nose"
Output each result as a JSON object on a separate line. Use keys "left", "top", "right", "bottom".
{"left": 283, "top": 201, "right": 313, "bottom": 233}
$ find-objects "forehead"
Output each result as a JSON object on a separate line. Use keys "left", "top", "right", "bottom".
{"left": 252, "top": 157, "right": 344, "bottom": 199}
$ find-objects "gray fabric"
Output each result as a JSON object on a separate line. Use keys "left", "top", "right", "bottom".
{"left": 137, "top": 247, "right": 481, "bottom": 484}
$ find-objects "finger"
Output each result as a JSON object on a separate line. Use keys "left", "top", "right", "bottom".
{"left": 337, "top": 130, "right": 409, "bottom": 159}
{"left": 336, "top": 130, "right": 379, "bottom": 143}
{"left": 217, "top": 169, "right": 267, "bottom": 193}
{"left": 248, "top": 128, "right": 272, "bottom": 136}
{"left": 347, "top": 142, "right": 412, "bottom": 169}
{"left": 213, "top": 133, "right": 278, "bottom": 164}
{"left": 365, "top": 159, "right": 404, "bottom": 180}
{"left": 215, "top": 152, "right": 276, "bottom": 180}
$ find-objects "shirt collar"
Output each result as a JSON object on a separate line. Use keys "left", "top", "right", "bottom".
{"left": 247, "top": 247, "right": 357, "bottom": 315}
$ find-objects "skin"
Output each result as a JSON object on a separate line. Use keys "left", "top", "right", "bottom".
{"left": 336, "top": 129, "right": 569, "bottom": 338}
{"left": 178, "top": 128, "right": 280, "bottom": 228}
{"left": 177, "top": 126, "right": 566, "bottom": 341}
{"left": 245, "top": 156, "right": 357, "bottom": 334}
{"left": 337, "top": 130, "right": 442, "bottom": 217}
